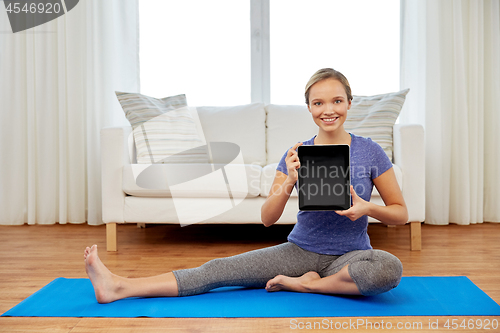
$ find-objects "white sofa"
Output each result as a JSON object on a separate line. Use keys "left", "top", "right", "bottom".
{"left": 101, "top": 103, "right": 425, "bottom": 251}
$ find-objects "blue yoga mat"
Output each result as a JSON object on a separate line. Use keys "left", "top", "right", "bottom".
{"left": 2, "top": 276, "right": 500, "bottom": 318}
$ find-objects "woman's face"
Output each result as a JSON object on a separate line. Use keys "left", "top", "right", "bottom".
{"left": 307, "top": 78, "right": 351, "bottom": 133}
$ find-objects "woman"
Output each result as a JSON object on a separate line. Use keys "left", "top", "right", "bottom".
{"left": 84, "top": 68, "right": 407, "bottom": 303}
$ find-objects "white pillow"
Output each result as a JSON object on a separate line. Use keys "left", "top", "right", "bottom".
{"left": 265, "top": 104, "right": 317, "bottom": 164}
{"left": 196, "top": 103, "right": 267, "bottom": 166}
{"left": 116, "top": 92, "right": 208, "bottom": 164}
{"left": 345, "top": 89, "right": 410, "bottom": 161}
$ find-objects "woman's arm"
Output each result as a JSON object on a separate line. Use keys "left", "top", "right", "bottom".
{"left": 336, "top": 167, "right": 408, "bottom": 225}
{"left": 261, "top": 142, "right": 303, "bottom": 227}
{"left": 369, "top": 167, "right": 408, "bottom": 225}
{"left": 260, "top": 171, "right": 295, "bottom": 227}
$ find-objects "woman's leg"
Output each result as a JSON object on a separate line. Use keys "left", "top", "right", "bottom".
{"left": 266, "top": 249, "right": 402, "bottom": 296}
{"left": 84, "top": 242, "right": 319, "bottom": 302}
{"left": 265, "top": 265, "right": 360, "bottom": 295}
{"left": 84, "top": 245, "right": 179, "bottom": 303}
{"left": 173, "top": 242, "right": 318, "bottom": 296}
{"left": 340, "top": 249, "right": 403, "bottom": 295}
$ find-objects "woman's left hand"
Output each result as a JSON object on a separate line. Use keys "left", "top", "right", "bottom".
{"left": 335, "top": 186, "right": 371, "bottom": 221}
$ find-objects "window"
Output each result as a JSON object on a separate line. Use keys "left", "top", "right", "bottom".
{"left": 139, "top": 0, "right": 250, "bottom": 106}
{"left": 270, "top": 0, "right": 400, "bottom": 104}
{"left": 139, "top": 0, "right": 399, "bottom": 106}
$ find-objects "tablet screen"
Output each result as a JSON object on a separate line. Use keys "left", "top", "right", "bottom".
{"left": 297, "top": 145, "right": 350, "bottom": 211}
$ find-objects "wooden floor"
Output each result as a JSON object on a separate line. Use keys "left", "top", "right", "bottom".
{"left": 0, "top": 222, "right": 499, "bottom": 332}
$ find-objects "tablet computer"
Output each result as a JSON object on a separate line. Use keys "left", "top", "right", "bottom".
{"left": 297, "top": 144, "right": 351, "bottom": 211}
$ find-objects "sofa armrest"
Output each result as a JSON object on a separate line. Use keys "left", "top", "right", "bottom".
{"left": 393, "top": 124, "right": 425, "bottom": 223}
{"left": 101, "top": 126, "right": 132, "bottom": 224}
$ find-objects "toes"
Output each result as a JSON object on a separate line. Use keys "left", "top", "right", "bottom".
{"left": 84, "top": 246, "right": 96, "bottom": 260}
{"left": 266, "top": 276, "right": 281, "bottom": 292}
{"left": 266, "top": 282, "right": 280, "bottom": 292}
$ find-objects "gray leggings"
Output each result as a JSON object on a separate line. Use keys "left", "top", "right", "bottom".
{"left": 173, "top": 242, "right": 402, "bottom": 297}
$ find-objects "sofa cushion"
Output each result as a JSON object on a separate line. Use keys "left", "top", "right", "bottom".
{"left": 196, "top": 103, "right": 267, "bottom": 166}
{"left": 117, "top": 92, "right": 187, "bottom": 128}
{"left": 260, "top": 163, "right": 402, "bottom": 198}
{"left": 344, "top": 89, "right": 409, "bottom": 162}
{"left": 116, "top": 92, "right": 208, "bottom": 164}
{"left": 123, "top": 163, "right": 262, "bottom": 198}
{"left": 123, "top": 196, "right": 266, "bottom": 224}
{"left": 265, "top": 105, "right": 318, "bottom": 165}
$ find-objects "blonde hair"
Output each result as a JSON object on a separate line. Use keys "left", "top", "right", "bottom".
{"left": 304, "top": 68, "right": 353, "bottom": 105}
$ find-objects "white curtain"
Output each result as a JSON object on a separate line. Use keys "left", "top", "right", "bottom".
{"left": 400, "top": 0, "right": 500, "bottom": 225}
{"left": 0, "top": 0, "right": 139, "bottom": 225}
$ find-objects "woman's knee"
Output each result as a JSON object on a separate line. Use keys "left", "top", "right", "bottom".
{"left": 200, "top": 257, "right": 230, "bottom": 273}
{"left": 348, "top": 250, "right": 403, "bottom": 296}
{"left": 377, "top": 250, "right": 403, "bottom": 288}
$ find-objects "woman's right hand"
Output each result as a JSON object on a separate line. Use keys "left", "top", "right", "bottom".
{"left": 285, "top": 142, "right": 303, "bottom": 183}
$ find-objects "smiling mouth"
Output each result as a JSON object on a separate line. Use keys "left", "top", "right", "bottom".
{"left": 321, "top": 117, "right": 339, "bottom": 124}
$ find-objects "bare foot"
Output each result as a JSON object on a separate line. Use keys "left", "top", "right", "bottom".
{"left": 265, "top": 271, "right": 321, "bottom": 293}
{"left": 84, "top": 245, "right": 122, "bottom": 303}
